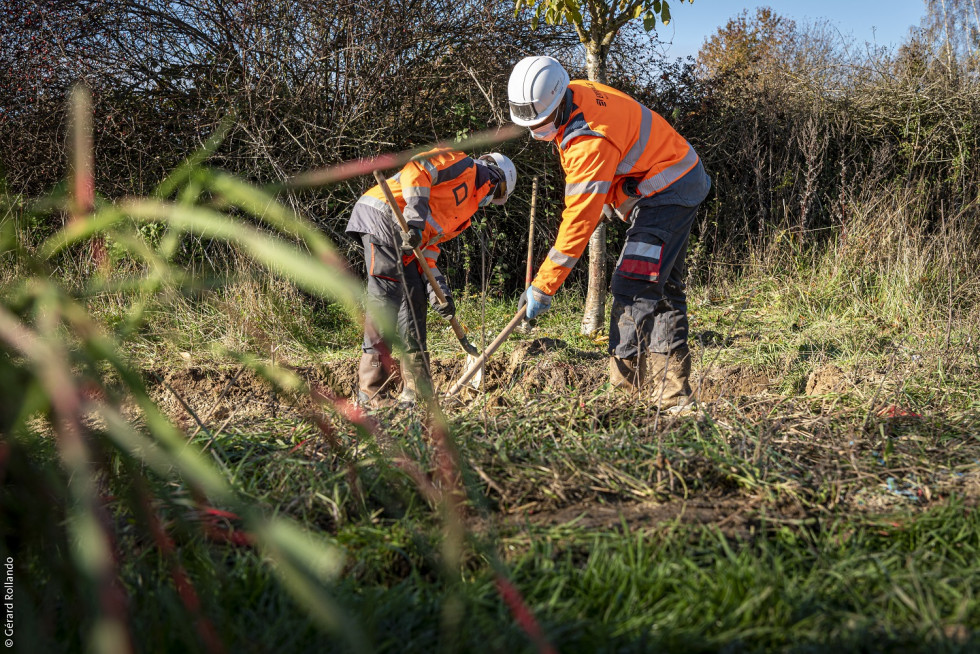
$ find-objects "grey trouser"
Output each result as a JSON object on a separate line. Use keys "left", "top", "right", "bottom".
{"left": 609, "top": 160, "right": 711, "bottom": 359}
{"left": 357, "top": 233, "right": 429, "bottom": 355}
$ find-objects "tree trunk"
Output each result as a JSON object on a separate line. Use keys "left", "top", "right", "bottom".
{"left": 581, "top": 223, "right": 607, "bottom": 334}
{"left": 580, "top": 43, "right": 608, "bottom": 335}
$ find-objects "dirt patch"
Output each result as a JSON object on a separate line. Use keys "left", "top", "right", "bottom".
{"left": 143, "top": 347, "right": 786, "bottom": 424}
{"left": 146, "top": 365, "right": 345, "bottom": 426}
{"left": 694, "top": 365, "right": 771, "bottom": 402}
{"left": 430, "top": 337, "right": 606, "bottom": 399}
{"left": 494, "top": 495, "right": 809, "bottom": 541}
{"left": 805, "top": 364, "right": 847, "bottom": 395}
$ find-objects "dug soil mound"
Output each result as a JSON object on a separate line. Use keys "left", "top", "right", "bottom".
{"left": 695, "top": 365, "right": 772, "bottom": 401}
{"left": 433, "top": 337, "right": 607, "bottom": 397}
{"left": 805, "top": 363, "right": 847, "bottom": 395}
{"left": 144, "top": 341, "right": 788, "bottom": 423}
{"left": 145, "top": 365, "right": 345, "bottom": 426}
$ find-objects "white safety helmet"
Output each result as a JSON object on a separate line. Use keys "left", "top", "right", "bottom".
{"left": 507, "top": 56, "right": 570, "bottom": 127}
{"left": 480, "top": 153, "right": 517, "bottom": 205}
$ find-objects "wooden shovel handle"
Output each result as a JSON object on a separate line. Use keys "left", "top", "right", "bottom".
{"left": 447, "top": 309, "right": 526, "bottom": 396}
{"left": 525, "top": 176, "right": 538, "bottom": 286}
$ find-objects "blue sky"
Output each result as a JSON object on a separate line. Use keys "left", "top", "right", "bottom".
{"left": 655, "top": 0, "right": 928, "bottom": 61}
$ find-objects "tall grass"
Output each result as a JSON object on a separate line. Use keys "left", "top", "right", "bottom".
{"left": 0, "top": 86, "right": 549, "bottom": 653}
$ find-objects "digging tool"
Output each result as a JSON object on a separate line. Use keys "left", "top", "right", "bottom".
{"left": 372, "top": 170, "right": 480, "bottom": 357}
{"left": 525, "top": 176, "right": 538, "bottom": 286}
{"left": 519, "top": 176, "right": 539, "bottom": 334}
{"left": 447, "top": 308, "right": 526, "bottom": 396}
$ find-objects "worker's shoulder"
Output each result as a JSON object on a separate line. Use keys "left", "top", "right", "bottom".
{"left": 409, "top": 147, "right": 469, "bottom": 168}
{"left": 569, "top": 79, "right": 639, "bottom": 109}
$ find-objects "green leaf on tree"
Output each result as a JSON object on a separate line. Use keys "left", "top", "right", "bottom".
{"left": 564, "top": 1, "right": 583, "bottom": 25}
{"left": 643, "top": 10, "right": 657, "bottom": 31}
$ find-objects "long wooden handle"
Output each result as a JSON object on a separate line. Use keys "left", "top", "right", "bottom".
{"left": 525, "top": 176, "right": 538, "bottom": 286}
{"left": 372, "top": 171, "right": 447, "bottom": 303}
{"left": 373, "top": 170, "right": 477, "bottom": 355}
{"left": 447, "top": 309, "right": 526, "bottom": 396}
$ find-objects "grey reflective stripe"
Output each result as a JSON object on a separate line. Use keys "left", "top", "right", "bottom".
{"left": 402, "top": 185, "right": 430, "bottom": 199}
{"left": 616, "top": 104, "right": 653, "bottom": 176}
{"left": 547, "top": 247, "right": 579, "bottom": 268}
{"left": 425, "top": 214, "right": 443, "bottom": 236}
{"left": 623, "top": 241, "right": 662, "bottom": 260}
{"left": 637, "top": 143, "right": 699, "bottom": 196}
{"left": 391, "top": 172, "right": 401, "bottom": 183}
{"left": 613, "top": 196, "right": 639, "bottom": 220}
{"left": 421, "top": 159, "right": 438, "bottom": 183}
{"left": 437, "top": 158, "right": 473, "bottom": 184}
{"left": 424, "top": 252, "right": 439, "bottom": 263}
{"left": 565, "top": 180, "right": 611, "bottom": 197}
{"left": 356, "top": 196, "right": 390, "bottom": 212}
{"left": 559, "top": 127, "right": 605, "bottom": 151}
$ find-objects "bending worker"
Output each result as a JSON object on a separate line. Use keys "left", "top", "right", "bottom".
{"left": 346, "top": 148, "right": 516, "bottom": 408}
{"left": 508, "top": 56, "right": 710, "bottom": 411}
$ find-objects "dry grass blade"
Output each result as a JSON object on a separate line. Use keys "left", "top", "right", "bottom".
{"left": 283, "top": 125, "right": 523, "bottom": 189}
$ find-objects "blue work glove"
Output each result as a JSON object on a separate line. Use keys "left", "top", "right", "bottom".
{"left": 518, "top": 285, "right": 553, "bottom": 321}
{"left": 400, "top": 227, "right": 423, "bottom": 252}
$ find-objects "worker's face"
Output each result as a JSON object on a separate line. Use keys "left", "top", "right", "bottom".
{"left": 530, "top": 121, "right": 558, "bottom": 141}
{"left": 529, "top": 103, "right": 562, "bottom": 141}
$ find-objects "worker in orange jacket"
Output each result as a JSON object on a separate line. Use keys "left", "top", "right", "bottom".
{"left": 346, "top": 148, "right": 517, "bottom": 408}
{"left": 508, "top": 56, "right": 711, "bottom": 411}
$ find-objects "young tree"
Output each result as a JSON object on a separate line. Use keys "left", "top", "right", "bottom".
{"left": 515, "top": 0, "right": 691, "bottom": 335}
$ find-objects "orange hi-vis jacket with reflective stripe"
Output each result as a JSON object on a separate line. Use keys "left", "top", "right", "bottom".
{"left": 353, "top": 148, "right": 495, "bottom": 271}
{"left": 531, "top": 80, "right": 700, "bottom": 296}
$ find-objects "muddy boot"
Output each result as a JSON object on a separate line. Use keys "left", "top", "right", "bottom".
{"left": 397, "top": 352, "right": 431, "bottom": 409}
{"left": 608, "top": 356, "right": 641, "bottom": 394}
{"left": 357, "top": 352, "right": 398, "bottom": 408}
{"left": 643, "top": 347, "right": 695, "bottom": 411}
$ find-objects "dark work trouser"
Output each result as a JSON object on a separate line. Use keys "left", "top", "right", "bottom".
{"left": 358, "top": 233, "right": 429, "bottom": 356}
{"left": 609, "top": 160, "right": 711, "bottom": 359}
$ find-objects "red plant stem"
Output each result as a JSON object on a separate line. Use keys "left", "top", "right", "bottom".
{"left": 496, "top": 576, "right": 558, "bottom": 654}
{"left": 136, "top": 485, "right": 227, "bottom": 654}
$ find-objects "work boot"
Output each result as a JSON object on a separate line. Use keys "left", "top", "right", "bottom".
{"left": 356, "top": 352, "right": 399, "bottom": 408}
{"left": 608, "top": 356, "right": 641, "bottom": 394}
{"left": 642, "top": 347, "right": 696, "bottom": 411}
{"left": 397, "top": 352, "right": 431, "bottom": 409}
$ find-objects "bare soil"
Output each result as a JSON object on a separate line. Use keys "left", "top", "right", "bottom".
{"left": 143, "top": 340, "right": 979, "bottom": 535}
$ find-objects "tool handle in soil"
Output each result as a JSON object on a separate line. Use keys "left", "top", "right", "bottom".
{"left": 373, "top": 169, "right": 479, "bottom": 356}
{"left": 447, "top": 309, "right": 526, "bottom": 396}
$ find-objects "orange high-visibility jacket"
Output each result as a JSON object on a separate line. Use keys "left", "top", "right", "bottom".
{"left": 531, "top": 80, "right": 700, "bottom": 296}
{"left": 355, "top": 148, "right": 495, "bottom": 270}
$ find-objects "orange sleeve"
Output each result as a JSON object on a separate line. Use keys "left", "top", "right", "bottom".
{"left": 531, "top": 136, "right": 621, "bottom": 295}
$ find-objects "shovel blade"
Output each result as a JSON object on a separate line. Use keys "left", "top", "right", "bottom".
{"left": 465, "top": 354, "right": 483, "bottom": 389}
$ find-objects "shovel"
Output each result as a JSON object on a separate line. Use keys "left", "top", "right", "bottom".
{"left": 372, "top": 170, "right": 481, "bottom": 365}
{"left": 447, "top": 308, "right": 526, "bottom": 396}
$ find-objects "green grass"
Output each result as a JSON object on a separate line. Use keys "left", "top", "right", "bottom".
{"left": 21, "top": 478, "right": 980, "bottom": 652}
